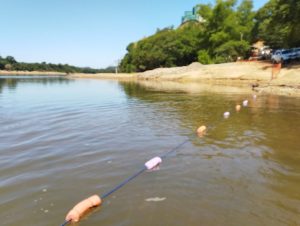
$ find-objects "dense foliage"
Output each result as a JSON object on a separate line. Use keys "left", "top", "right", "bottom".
{"left": 120, "top": 0, "right": 300, "bottom": 72}
{"left": 0, "top": 56, "right": 115, "bottom": 74}
{"left": 252, "top": 0, "right": 300, "bottom": 48}
{"left": 120, "top": 24, "right": 203, "bottom": 72}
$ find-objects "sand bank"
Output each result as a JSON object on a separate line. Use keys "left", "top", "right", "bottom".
{"left": 2, "top": 62, "right": 300, "bottom": 96}
{"left": 70, "top": 62, "right": 300, "bottom": 97}
{"left": 133, "top": 80, "right": 255, "bottom": 95}
{"left": 68, "top": 72, "right": 136, "bottom": 80}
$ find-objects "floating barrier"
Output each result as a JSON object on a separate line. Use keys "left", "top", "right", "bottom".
{"left": 60, "top": 94, "right": 256, "bottom": 225}
{"left": 65, "top": 195, "right": 101, "bottom": 223}
{"left": 243, "top": 100, "right": 248, "bottom": 107}
{"left": 63, "top": 157, "right": 163, "bottom": 223}
{"left": 61, "top": 139, "right": 189, "bottom": 226}
{"left": 196, "top": 125, "right": 207, "bottom": 137}
{"left": 62, "top": 156, "right": 163, "bottom": 224}
{"left": 223, "top": 111, "right": 230, "bottom": 118}
{"left": 145, "top": 157, "right": 162, "bottom": 170}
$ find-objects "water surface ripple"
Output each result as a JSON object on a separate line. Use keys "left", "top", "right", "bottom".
{"left": 0, "top": 77, "right": 299, "bottom": 226}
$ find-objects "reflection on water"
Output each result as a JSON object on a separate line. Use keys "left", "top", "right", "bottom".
{"left": 0, "top": 77, "right": 299, "bottom": 226}
{"left": 0, "top": 78, "right": 18, "bottom": 91}
{"left": 0, "top": 76, "right": 70, "bottom": 93}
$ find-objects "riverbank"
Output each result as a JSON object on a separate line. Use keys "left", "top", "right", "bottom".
{"left": 2, "top": 62, "right": 300, "bottom": 96}
{"left": 69, "top": 72, "right": 136, "bottom": 80}
{"left": 70, "top": 61, "right": 300, "bottom": 97}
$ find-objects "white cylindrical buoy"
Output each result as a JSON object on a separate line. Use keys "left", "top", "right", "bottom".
{"left": 145, "top": 157, "right": 162, "bottom": 170}
{"left": 235, "top": 105, "right": 241, "bottom": 112}
{"left": 243, "top": 100, "right": 248, "bottom": 107}
{"left": 224, "top": 112, "right": 230, "bottom": 118}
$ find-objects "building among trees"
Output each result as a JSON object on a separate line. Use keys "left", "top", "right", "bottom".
{"left": 181, "top": 6, "right": 203, "bottom": 24}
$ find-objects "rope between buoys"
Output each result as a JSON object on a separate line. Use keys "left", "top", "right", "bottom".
{"left": 60, "top": 95, "right": 255, "bottom": 225}
{"left": 60, "top": 138, "right": 190, "bottom": 226}
{"left": 61, "top": 220, "right": 70, "bottom": 226}
{"left": 101, "top": 167, "right": 147, "bottom": 200}
{"left": 100, "top": 138, "right": 189, "bottom": 200}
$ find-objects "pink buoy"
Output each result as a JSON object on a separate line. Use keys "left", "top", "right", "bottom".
{"left": 243, "top": 100, "right": 248, "bottom": 107}
{"left": 145, "top": 157, "right": 162, "bottom": 170}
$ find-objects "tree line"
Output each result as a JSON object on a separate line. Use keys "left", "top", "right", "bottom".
{"left": 120, "top": 0, "right": 300, "bottom": 72}
{"left": 0, "top": 55, "right": 115, "bottom": 74}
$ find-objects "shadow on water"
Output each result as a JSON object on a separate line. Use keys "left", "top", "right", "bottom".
{"left": 0, "top": 78, "right": 18, "bottom": 92}
{"left": 0, "top": 76, "right": 71, "bottom": 93}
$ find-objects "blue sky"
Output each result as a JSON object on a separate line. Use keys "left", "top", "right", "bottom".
{"left": 0, "top": 0, "right": 268, "bottom": 68}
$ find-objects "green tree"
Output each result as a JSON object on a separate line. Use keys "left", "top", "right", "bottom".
{"left": 6, "top": 56, "right": 17, "bottom": 64}
{"left": 0, "top": 56, "right": 5, "bottom": 70}
{"left": 236, "top": 0, "right": 255, "bottom": 41}
{"left": 215, "top": 40, "right": 250, "bottom": 61}
{"left": 120, "top": 24, "right": 203, "bottom": 72}
{"left": 5, "top": 0, "right": 299, "bottom": 73}
{"left": 198, "top": 50, "right": 212, "bottom": 64}
{"left": 198, "top": 0, "right": 254, "bottom": 62}
{"left": 253, "top": 0, "right": 300, "bottom": 48}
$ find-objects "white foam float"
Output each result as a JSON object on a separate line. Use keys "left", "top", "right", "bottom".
{"left": 224, "top": 112, "right": 230, "bottom": 118}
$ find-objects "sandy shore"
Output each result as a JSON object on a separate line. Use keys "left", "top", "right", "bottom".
{"left": 132, "top": 80, "right": 256, "bottom": 95}
{"left": 2, "top": 62, "right": 300, "bottom": 96}
{"left": 68, "top": 72, "right": 136, "bottom": 80}
{"left": 69, "top": 61, "right": 300, "bottom": 97}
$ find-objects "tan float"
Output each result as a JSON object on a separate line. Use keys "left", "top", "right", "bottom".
{"left": 65, "top": 195, "right": 102, "bottom": 223}
{"left": 196, "top": 125, "right": 207, "bottom": 137}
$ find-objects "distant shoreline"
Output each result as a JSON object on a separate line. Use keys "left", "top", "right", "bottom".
{"left": 0, "top": 70, "right": 67, "bottom": 76}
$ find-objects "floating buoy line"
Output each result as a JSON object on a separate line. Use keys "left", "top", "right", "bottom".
{"left": 60, "top": 96, "right": 255, "bottom": 226}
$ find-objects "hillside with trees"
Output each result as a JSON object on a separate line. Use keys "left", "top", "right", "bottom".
{"left": 120, "top": 0, "right": 300, "bottom": 72}
{"left": 120, "top": 24, "right": 203, "bottom": 72}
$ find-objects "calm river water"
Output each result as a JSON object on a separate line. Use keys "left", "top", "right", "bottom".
{"left": 0, "top": 76, "right": 299, "bottom": 226}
